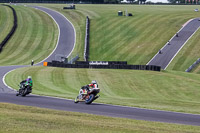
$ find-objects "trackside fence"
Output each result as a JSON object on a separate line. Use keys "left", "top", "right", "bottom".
{"left": 0, "top": 4, "right": 17, "bottom": 53}
{"left": 45, "top": 61, "right": 161, "bottom": 72}
{"left": 185, "top": 58, "right": 200, "bottom": 72}
{"left": 84, "top": 16, "right": 90, "bottom": 61}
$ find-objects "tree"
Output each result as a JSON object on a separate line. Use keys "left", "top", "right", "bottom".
{"left": 129, "top": 0, "right": 135, "bottom": 3}
{"left": 104, "top": 0, "right": 120, "bottom": 3}
{"left": 167, "top": 0, "right": 185, "bottom": 3}
{"left": 138, "top": 0, "right": 146, "bottom": 4}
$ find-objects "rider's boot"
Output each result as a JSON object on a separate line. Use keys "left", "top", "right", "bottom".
{"left": 94, "top": 95, "right": 100, "bottom": 100}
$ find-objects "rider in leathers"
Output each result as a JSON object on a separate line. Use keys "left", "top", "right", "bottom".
{"left": 20, "top": 76, "right": 33, "bottom": 93}
{"left": 88, "top": 80, "right": 98, "bottom": 90}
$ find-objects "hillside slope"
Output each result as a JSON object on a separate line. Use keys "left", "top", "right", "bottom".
{"left": 0, "top": 5, "right": 58, "bottom": 66}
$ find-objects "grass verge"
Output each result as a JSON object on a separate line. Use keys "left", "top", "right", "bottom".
{"left": 0, "top": 102, "right": 200, "bottom": 133}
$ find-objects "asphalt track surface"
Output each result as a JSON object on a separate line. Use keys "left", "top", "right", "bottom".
{"left": 147, "top": 18, "right": 200, "bottom": 70}
{"left": 32, "top": 6, "right": 76, "bottom": 65}
{"left": 0, "top": 5, "right": 200, "bottom": 126}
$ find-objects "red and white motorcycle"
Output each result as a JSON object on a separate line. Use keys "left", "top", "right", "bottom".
{"left": 74, "top": 85, "right": 100, "bottom": 104}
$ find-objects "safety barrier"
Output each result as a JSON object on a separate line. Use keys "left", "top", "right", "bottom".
{"left": 185, "top": 58, "right": 200, "bottom": 72}
{"left": 68, "top": 54, "right": 79, "bottom": 64}
{"left": 84, "top": 16, "right": 90, "bottom": 61}
{"left": 75, "top": 61, "right": 127, "bottom": 65}
{"left": 0, "top": 4, "right": 17, "bottom": 53}
{"left": 45, "top": 61, "right": 161, "bottom": 72}
{"left": 63, "top": 4, "right": 75, "bottom": 9}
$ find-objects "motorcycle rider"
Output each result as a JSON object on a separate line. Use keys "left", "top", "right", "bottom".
{"left": 20, "top": 76, "right": 33, "bottom": 93}
{"left": 81, "top": 80, "right": 98, "bottom": 93}
{"left": 75, "top": 80, "right": 100, "bottom": 103}
{"left": 88, "top": 80, "right": 98, "bottom": 89}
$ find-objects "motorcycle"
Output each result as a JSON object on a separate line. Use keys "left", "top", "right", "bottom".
{"left": 16, "top": 83, "right": 32, "bottom": 97}
{"left": 74, "top": 85, "right": 100, "bottom": 104}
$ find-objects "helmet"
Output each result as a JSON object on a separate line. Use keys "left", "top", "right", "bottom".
{"left": 91, "top": 80, "right": 97, "bottom": 84}
{"left": 28, "top": 76, "right": 32, "bottom": 79}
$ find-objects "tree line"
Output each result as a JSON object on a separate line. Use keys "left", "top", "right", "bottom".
{"left": 0, "top": 0, "right": 197, "bottom": 4}
{"left": 0, "top": 0, "right": 147, "bottom": 4}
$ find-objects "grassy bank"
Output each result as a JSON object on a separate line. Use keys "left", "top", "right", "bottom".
{"left": 5, "top": 66, "right": 200, "bottom": 114}
{"left": 0, "top": 103, "right": 200, "bottom": 133}
{"left": 35, "top": 4, "right": 200, "bottom": 65}
{"left": 0, "top": 5, "right": 58, "bottom": 66}
{"left": 0, "top": 4, "right": 13, "bottom": 44}
{"left": 193, "top": 65, "right": 200, "bottom": 74}
{"left": 88, "top": 5, "right": 200, "bottom": 64}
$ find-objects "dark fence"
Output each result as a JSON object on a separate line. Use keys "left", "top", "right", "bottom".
{"left": 46, "top": 61, "right": 161, "bottom": 71}
{"left": 0, "top": 4, "right": 17, "bottom": 53}
{"left": 84, "top": 16, "right": 90, "bottom": 61}
{"left": 75, "top": 61, "right": 127, "bottom": 65}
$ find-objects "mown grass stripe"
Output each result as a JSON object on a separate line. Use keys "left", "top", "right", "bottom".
{"left": 0, "top": 5, "right": 13, "bottom": 43}
{"left": 102, "top": 14, "right": 160, "bottom": 61}
{"left": 0, "top": 6, "right": 29, "bottom": 64}
{"left": 6, "top": 7, "right": 34, "bottom": 64}
{"left": 90, "top": 14, "right": 154, "bottom": 61}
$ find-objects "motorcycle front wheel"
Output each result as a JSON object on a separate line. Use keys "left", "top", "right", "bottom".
{"left": 74, "top": 96, "right": 79, "bottom": 103}
{"left": 21, "top": 88, "right": 28, "bottom": 97}
{"left": 85, "top": 94, "right": 94, "bottom": 104}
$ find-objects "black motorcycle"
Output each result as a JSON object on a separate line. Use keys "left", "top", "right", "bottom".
{"left": 74, "top": 85, "right": 100, "bottom": 104}
{"left": 16, "top": 83, "right": 32, "bottom": 97}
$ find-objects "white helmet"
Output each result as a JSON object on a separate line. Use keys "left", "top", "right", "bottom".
{"left": 28, "top": 76, "right": 32, "bottom": 79}
{"left": 91, "top": 80, "right": 97, "bottom": 84}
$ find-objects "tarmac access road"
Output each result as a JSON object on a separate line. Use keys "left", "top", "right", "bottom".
{"left": 30, "top": 5, "right": 76, "bottom": 65}
{"left": 0, "top": 5, "right": 200, "bottom": 126}
{"left": 147, "top": 18, "right": 200, "bottom": 70}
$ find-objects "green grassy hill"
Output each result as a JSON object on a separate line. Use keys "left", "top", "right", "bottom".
{"left": 41, "top": 4, "right": 200, "bottom": 69}
{"left": 5, "top": 66, "right": 200, "bottom": 114}
{"left": 0, "top": 5, "right": 58, "bottom": 66}
{"left": 0, "top": 5, "right": 13, "bottom": 44}
{"left": 193, "top": 65, "right": 200, "bottom": 73}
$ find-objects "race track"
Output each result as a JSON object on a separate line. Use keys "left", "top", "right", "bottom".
{"left": 0, "top": 5, "right": 200, "bottom": 126}
{"left": 147, "top": 18, "right": 200, "bottom": 69}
